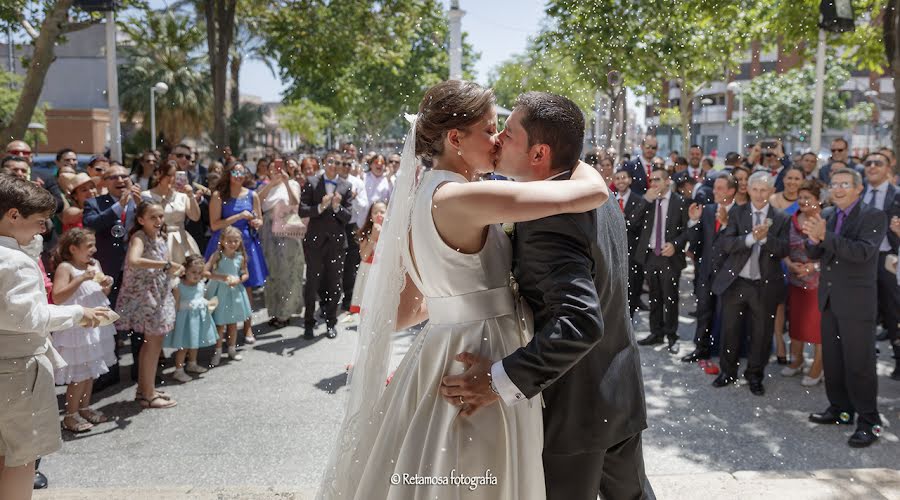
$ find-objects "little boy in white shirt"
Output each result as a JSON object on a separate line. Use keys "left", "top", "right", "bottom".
{"left": 0, "top": 174, "right": 107, "bottom": 499}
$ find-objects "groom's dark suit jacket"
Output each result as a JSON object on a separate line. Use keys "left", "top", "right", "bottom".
{"left": 503, "top": 172, "right": 648, "bottom": 454}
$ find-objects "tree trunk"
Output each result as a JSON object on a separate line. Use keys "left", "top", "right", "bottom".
{"left": 0, "top": 0, "right": 74, "bottom": 143}
{"left": 229, "top": 53, "right": 242, "bottom": 152}
{"left": 618, "top": 90, "right": 628, "bottom": 159}
{"left": 603, "top": 90, "right": 616, "bottom": 149}
{"left": 204, "top": 0, "right": 237, "bottom": 156}
{"left": 887, "top": 0, "right": 900, "bottom": 176}
{"left": 679, "top": 85, "right": 695, "bottom": 156}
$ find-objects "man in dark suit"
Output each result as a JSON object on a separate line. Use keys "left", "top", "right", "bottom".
{"left": 82, "top": 165, "right": 141, "bottom": 381}
{"left": 442, "top": 92, "right": 652, "bottom": 500}
{"left": 818, "top": 138, "right": 863, "bottom": 184}
{"left": 682, "top": 174, "right": 737, "bottom": 362}
{"left": 860, "top": 153, "right": 900, "bottom": 374}
{"left": 621, "top": 135, "right": 659, "bottom": 195}
{"left": 711, "top": 171, "right": 789, "bottom": 395}
{"left": 635, "top": 168, "right": 692, "bottom": 352}
{"left": 803, "top": 168, "right": 887, "bottom": 448}
{"left": 300, "top": 152, "right": 353, "bottom": 340}
{"left": 614, "top": 169, "right": 648, "bottom": 318}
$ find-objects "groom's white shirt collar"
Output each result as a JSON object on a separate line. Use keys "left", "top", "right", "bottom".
{"left": 544, "top": 170, "right": 571, "bottom": 181}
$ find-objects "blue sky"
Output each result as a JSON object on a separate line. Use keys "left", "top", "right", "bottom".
{"left": 147, "top": 0, "right": 544, "bottom": 102}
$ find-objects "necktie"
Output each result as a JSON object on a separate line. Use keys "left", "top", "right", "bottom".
{"left": 835, "top": 209, "right": 847, "bottom": 235}
{"left": 646, "top": 162, "right": 652, "bottom": 178}
{"left": 618, "top": 197, "right": 625, "bottom": 212}
{"left": 714, "top": 219, "right": 721, "bottom": 233}
{"left": 749, "top": 211, "right": 762, "bottom": 279}
{"left": 654, "top": 199, "right": 663, "bottom": 256}
{"left": 865, "top": 188, "right": 876, "bottom": 207}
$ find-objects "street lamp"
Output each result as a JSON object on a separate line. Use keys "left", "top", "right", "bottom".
{"left": 149, "top": 81, "right": 168, "bottom": 150}
{"left": 727, "top": 81, "right": 744, "bottom": 155}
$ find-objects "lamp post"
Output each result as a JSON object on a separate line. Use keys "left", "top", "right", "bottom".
{"left": 727, "top": 81, "right": 744, "bottom": 155}
{"left": 149, "top": 82, "right": 168, "bottom": 150}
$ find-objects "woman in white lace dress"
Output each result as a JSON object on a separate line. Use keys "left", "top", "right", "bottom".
{"left": 318, "top": 81, "right": 609, "bottom": 500}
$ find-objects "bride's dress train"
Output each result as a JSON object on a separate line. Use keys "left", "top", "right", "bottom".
{"left": 318, "top": 169, "right": 545, "bottom": 499}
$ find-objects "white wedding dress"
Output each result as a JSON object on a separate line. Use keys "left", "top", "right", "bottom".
{"left": 319, "top": 169, "right": 545, "bottom": 499}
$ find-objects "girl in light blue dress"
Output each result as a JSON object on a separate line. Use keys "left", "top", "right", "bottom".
{"left": 205, "top": 226, "right": 252, "bottom": 367}
{"left": 165, "top": 255, "right": 218, "bottom": 382}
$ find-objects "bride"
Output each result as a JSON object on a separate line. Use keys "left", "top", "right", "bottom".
{"left": 317, "top": 80, "right": 609, "bottom": 499}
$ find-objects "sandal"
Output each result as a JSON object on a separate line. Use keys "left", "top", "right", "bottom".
{"left": 62, "top": 413, "right": 94, "bottom": 433}
{"left": 138, "top": 394, "right": 177, "bottom": 409}
{"left": 78, "top": 408, "right": 110, "bottom": 424}
{"left": 134, "top": 389, "right": 171, "bottom": 401}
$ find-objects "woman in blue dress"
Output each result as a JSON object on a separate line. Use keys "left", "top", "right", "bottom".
{"left": 205, "top": 162, "right": 268, "bottom": 344}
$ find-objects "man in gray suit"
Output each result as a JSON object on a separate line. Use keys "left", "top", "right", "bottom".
{"left": 441, "top": 92, "right": 653, "bottom": 500}
{"left": 804, "top": 168, "right": 887, "bottom": 448}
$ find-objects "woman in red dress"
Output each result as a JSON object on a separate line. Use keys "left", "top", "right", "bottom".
{"left": 781, "top": 180, "right": 824, "bottom": 385}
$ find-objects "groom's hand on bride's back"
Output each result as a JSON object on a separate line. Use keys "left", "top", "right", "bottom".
{"left": 440, "top": 352, "right": 498, "bottom": 417}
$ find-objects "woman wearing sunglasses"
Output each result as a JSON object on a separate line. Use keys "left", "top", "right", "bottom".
{"left": 205, "top": 163, "right": 268, "bottom": 344}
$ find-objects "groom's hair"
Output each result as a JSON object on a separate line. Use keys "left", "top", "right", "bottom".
{"left": 514, "top": 92, "right": 584, "bottom": 171}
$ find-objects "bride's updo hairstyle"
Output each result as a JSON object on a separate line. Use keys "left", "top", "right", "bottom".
{"left": 415, "top": 80, "right": 495, "bottom": 160}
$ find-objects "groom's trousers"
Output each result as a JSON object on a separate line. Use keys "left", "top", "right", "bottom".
{"left": 543, "top": 431, "right": 655, "bottom": 500}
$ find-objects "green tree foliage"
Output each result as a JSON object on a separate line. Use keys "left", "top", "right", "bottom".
{"left": 487, "top": 43, "right": 594, "bottom": 114}
{"left": 261, "top": 0, "right": 478, "bottom": 140}
{"left": 118, "top": 10, "right": 212, "bottom": 148}
{"left": 0, "top": 69, "right": 46, "bottom": 144}
{"left": 277, "top": 98, "right": 334, "bottom": 147}
{"left": 744, "top": 60, "right": 872, "bottom": 143}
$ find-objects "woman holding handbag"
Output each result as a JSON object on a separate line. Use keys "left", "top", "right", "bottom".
{"left": 258, "top": 158, "right": 307, "bottom": 328}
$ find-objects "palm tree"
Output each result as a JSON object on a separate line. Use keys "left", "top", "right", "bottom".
{"left": 118, "top": 10, "right": 212, "bottom": 148}
{"left": 228, "top": 101, "right": 266, "bottom": 154}
{"left": 228, "top": 16, "right": 276, "bottom": 153}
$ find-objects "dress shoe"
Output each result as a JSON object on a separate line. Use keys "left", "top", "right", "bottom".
{"left": 637, "top": 334, "right": 664, "bottom": 346}
{"left": 33, "top": 470, "right": 47, "bottom": 489}
{"left": 848, "top": 427, "right": 879, "bottom": 448}
{"left": 666, "top": 336, "right": 679, "bottom": 354}
{"left": 326, "top": 327, "right": 338, "bottom": 339}
{"left": 681, "top": 348, "right": 710, "bottom": 363}
{"left": 304, "top": 327, "right": 315, "bottom": 340}
{"left": 748, "top": 379, "right": 765, "bottom": 396}
{"left": 687, "top": 310, "right": 698, "bottom": 318}
{"left": 808, "top": 409, "right": 855, "bottom": 425}
{"left": 637, "top": 299, "right": 650, "bottom": 311}
{"left": 891, "top": 366, "right": 900, "bottom": 381}
{"left": 876, "top": 329, "right": 889, "bottom": 341}
{"left": 712, "top": 373, "right": 737, "bottom": 387}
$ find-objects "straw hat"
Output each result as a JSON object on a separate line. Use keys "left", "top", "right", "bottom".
{"left": 59, "top": 172, "right": 95, "bottom": 195}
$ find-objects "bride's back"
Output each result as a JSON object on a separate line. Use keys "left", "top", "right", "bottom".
{"left": 404, "top": 169, "right": 512, "bottom": 300}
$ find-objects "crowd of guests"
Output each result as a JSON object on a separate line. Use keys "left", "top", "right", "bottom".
{"left": 1, "top": 130, "right": 898, "bottom": 496}
{"left": 601, "top": 135, "right": 900, "bottom": 449}
{"left": 0, "top": 138, "right": 395, "bottom": 493}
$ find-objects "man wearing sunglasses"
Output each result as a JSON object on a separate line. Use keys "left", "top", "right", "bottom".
{"left": 818, "top": 138, "right": 862, "bottom": 184}
{"left": 621, "top": 134, "right": 659, "bottom": 195}
{"left": 860, "top": 153, "right": 900, "bottom": 370}
{"left": 173, "top": 143, "right": 207, "bottom": 187}
{"left": 803, "top": 167, "right": 887, "bottom": 448}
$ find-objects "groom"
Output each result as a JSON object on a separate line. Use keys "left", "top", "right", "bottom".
{"left": 440, "top": 92, "right": 654, "bottom": 500}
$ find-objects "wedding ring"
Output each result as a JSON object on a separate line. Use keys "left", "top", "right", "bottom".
{"left": 459, "top": 396, "right": 465, "bottom": 405}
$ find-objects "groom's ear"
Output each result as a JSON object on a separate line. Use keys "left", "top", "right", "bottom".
{"left": 531, "top": 143, "right": 552, "bottom": 167}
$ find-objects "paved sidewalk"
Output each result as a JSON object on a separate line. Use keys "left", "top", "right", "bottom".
{"left": 33, "top": 468, "right": 900, "bottom": 499}
{"left": 36, "top": 275, "right": 900, "bottom": 498}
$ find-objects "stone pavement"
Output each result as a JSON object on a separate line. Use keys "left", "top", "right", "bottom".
{"left": 35, "top": 279, "right": 900, "bottom": 499}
